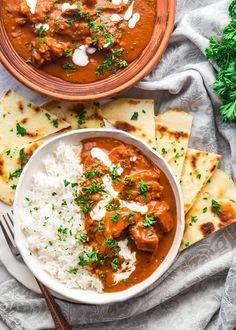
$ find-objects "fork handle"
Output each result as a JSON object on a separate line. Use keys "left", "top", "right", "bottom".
{"left": 36, "top": 279, "right": 72, "bottom": 330}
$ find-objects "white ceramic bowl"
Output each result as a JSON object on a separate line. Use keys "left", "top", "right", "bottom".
{"left": 14, "top": 129, "right": 185, "bottom": 304}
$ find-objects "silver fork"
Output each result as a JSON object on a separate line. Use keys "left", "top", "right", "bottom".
{"left": 0, "top": 211, "right": 72, "bottom": 330}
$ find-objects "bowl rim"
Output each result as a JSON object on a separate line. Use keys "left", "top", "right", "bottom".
{"left": 0, "top": 0, "right": 176, "bottom": 101}
{"left": 13, "top": 128, "right": 184, "bottom": 304}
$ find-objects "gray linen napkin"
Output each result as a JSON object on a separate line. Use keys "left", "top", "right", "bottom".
{"left": 0, "top": 0, "right": 236, "bottom": 329}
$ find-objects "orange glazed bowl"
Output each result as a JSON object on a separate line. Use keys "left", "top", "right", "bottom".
{"left": 0, "top": 0, "right": 176, "bottom": 101}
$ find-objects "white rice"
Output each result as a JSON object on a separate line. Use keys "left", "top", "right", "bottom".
{"left": 22, "top": 142, "right": 103, "bottom": 292}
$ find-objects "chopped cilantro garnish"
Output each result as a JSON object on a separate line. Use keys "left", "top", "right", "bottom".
{"left": 203, "top": 207, "right": 208, "bottom": 213}
{"left": 139, "top": 180, "right": 150, "bottom": 193}
{"left": 84, "top": 168, "right": 102, "bottom": 179}
{"left": 52, "top": 119, "right": 59, "bottom": 128}
{"left": 82, "top": 180, "right": 105, "bottom": 194}
{"left": 128, "top": 213, "right": 134, "bottom": 222}
{"left": 131, "top": 112, "right": 138, "bottom": 120}
{"left": 111, "top": 258, "right": 119, "bottom": 271}
{"left": 16, "top": 123, "right": 26, "bottom": 136}
{"left": 110, "top": 210, "right": 121, "bottom": 223}
{"left": 57, "top": 226, "right": 67, "bottom": 234}
{"left": 143, "top": 216, "right": 156, "bottom": 228}
{"left": 189, "top": 216, "right": 198, "bottom": 226}
{"left": 79, "top": 233, "right": 87, "bottom": 243}
{"left": 105, "top": 238, "right": 118, "bottom": 249}
{"left": 78, "top": 256, "right": 89, "bottom": 267}
{"left": 64, "top": 179, "right": 70, "bottom": 187}
{"left": 86, "top": 248, "right": 99, "bottom": 262}
{"left": 107, "top": 201, "right": 116, "bottom": 211}
{"left": 45, "top": 112, "right": 51, "bottom": 120}
{"left": 19, "top": 148, "right": 28, "bottom": 165}
{"left": 77, "top": 111, "right": 86, "bottom": 128}
{"left": 68, "top": 268, "right": 78, "bottom": 274}
{"left": 8, "top": 168, "right": 22, "bottom": 180}
{"left": 162, "top": 148, "right": 167, "bottom": 155}
{"left": 212, "top": 200, "right": 221, "bottom": 214}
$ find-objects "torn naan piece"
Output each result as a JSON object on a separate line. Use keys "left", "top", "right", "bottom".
{"left": 100, "top": 99, "right": 156, "bottom": 147}
{"left": 0, "top": 141, "right": 43, "bottom": 205}
{"left": 43, "top": 100, "right": 104, "bottom": 130}
{"left": 155, "top": 109, "right": 193, "bottom": 181}
{"left": 181, "top": 169, "right": 236, "bottom": 250}
{"left": 0, "top": 90, "right": 70, "bottom": 148}
{"left": 181, "top": 148, "right": 221, "bottom": 214}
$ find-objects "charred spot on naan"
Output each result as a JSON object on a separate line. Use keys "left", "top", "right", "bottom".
{"left": 0, "top": 157, "right": 5, "bottom": 176}
{"left": 200, "top": 222, "right": 215, "bottom": 237}
{"left": 214, "top": 201, "right": 236, "bottom": 226}
{"left": 114, "top": 121, "right": 137, "bottom": 133}
{"left": 156, "top": 124, "right": 190, "bottom": 140}
{"left": 17, "top": 100, "right": 24, "bottom": 112}
{"left": 127, "top": 99, "right": 141, "bottom": 105}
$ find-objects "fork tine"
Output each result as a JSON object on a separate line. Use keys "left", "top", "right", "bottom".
{"left": 7, "top": 212, "right": 14, "bottom": 227}
{"left": 1, "top": 214, "right": 16, "bottom": 248}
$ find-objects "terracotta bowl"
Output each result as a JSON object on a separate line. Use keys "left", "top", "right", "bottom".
{"left": 0, "top": 0, "right": 176, "bottom": 101}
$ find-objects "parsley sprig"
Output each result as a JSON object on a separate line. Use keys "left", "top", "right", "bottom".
{"left": 205, "top": 0, "right": 236, "bottom": 123}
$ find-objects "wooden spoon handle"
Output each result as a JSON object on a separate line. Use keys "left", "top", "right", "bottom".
{"left": 36, "top": 279, "right": 72, "bottom": 330}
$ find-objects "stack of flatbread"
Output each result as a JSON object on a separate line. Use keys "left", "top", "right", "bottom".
{"left": 1, "top": 92, "right": 235, "bottom": 251}
{"left": 0, "top": 91, "right": 101, "bottom": 205}
{"left": 99, "top": 99, "right": 236, "bottom": 250}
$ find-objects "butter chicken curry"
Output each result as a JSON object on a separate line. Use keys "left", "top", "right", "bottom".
{"left": 78, "top": 138, "right": 176, "bottom": 292}
{"left": 2, "top": 0, "right": 156, "bottom": 83}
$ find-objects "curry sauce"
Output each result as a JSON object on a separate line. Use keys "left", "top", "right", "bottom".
{"left": 77, "top": 138, "right": 177, "bottom": 292}
{"left": 2, "top": 0, "right": 156, "bottom": 83}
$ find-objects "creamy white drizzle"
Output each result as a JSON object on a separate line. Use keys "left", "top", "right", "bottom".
{"left": 121, "top": 200, "right": 148, "bottom": 214}
{"left": 61, "top": 3, "right": 77, "bottom": 12}
{"left": 102, "top": 175, "right": 119, "bottom": 198}
{"left": 110, "top": 14, "right": 123, "bottom": 22}
{"left": 116, "top": 164, "right": 124, "bottom": 176}
{"left": 128, "top": 13, "right": 140, "bottom": 29}
{"left": 90, "top": 195, "right": 110, "bottom": 221}
{"left": 124, "top": 1, "right": 135, "bottom": 20}
{"left": 86, "top": 47, "right": 97, "bottom": 54}
{"left": 112, "top": 0, "right": 122, "bottom": 4}
{"left": 35, "top": 23, "right": 49, "bottom": 31}
{"left": 130, "top": 156, "right": 137, "bottom": 162}
{"left": 114, "top": 240, "right": 136, "bottom": 283}
{"left": 72, "top": 45, "right": 89, "bottom": 67}
{"left": 91, "top": 148, "right": 113, "bottom": 169}
{"left": 26, "top": 0, "right": 37, "bottom": 14}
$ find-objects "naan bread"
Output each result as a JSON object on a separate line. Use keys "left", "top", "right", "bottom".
{"left": 0, "top": 141, "right": 43, "bottom": 205}
{"left": 181, "top": 169, "right": 236, "bottom": 250}
{"left": 0, "top": 90, "right": 70, "bottom": 148}
{"left": 100, "top": 99, "right": 156, "bottom": 147}
{"left": 43, "top": 100, "right": 104, "bottom": 130}
{"left": 155, "top": 109, "right": 193, "bottom": 181}
{"left": 181, "top": 148, "right": 221, "bottom": 213}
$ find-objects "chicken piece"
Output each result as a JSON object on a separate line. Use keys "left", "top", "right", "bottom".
{"left": 121, "top": 170, "right": 163, "bottom": 203}
{"left": 103, "top": 210, "right": 130, "bottom": 239}
{"left": 147, "top": 201, "right": 174, "bottom": 233}
{"left": 109, "top": 145, "right": 133, "bottom": 167}
{"left": 95, "top": 22, "right": 122, "bottom": 50}
{"left": 20, "top": 0, "right": 54, "bottom": 23}
{"left": 129, "top": 225, "right": 159, "bottom": 252}
{"left": 55, "top": 20, "right": 89, "bottom": 40}
{"left": 85, "top": 0, "right": 97, "bottom": 6}
{"left": 103, "top": 3, "right": 129, "bottom": 12}
{"left": 15, "top": 17, "right": 27, "bottom": 25}
{"left": 31, "top": 37, "right": 70, "bottom": 66}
